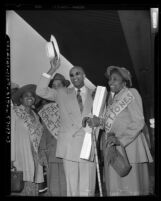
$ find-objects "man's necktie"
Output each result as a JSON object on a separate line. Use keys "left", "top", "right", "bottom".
{"left": 77, "top": 89, "right": 83, "bottom": 113}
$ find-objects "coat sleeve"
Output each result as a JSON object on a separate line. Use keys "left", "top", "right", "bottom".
{"left": 119, "top": 88, "right": 145, "bottom": 147}
{"left": 36, "top": 74, "right": 58, "bottom": 101}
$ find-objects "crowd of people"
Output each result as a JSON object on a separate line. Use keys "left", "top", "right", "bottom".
{"left": 11, "top": 56, "right": 153, "bottom": 196}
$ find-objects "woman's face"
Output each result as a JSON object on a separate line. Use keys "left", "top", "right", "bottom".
{"left": 52, "top": 79, "right": 64, "bottom": 89}
{"left": 20, "top": 91, "right": 35, "bottom": 107}
{"left": 108, "top": 72, "right": 125, "bottom": 94}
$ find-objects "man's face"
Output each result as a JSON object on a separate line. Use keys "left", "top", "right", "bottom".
{"left": 69, "top": 67, "right": 85, "bottom": 89}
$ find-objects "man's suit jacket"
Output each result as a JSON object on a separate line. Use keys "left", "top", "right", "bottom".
{"left": 36, "top": 75, "right": 95, "bottom": 162}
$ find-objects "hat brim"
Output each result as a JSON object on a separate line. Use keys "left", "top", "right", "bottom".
{"left": 105, "top": 66, "right": 121, "bottom": 78}
{"left": 64, "top": 80, "right": 70, "bottom": 87}
{"left": 11, "top": 82, "right": 20, "bottom": 89}
{"left": 51, "top": 73, "right": 71, "bottom": 88}
{"left": 105, "top": 66, "right": 132, "bottom": 87}
{"left": 50, "top": 35, "right": 60, "bottom": 60}
{"left": 12, "top": 84, "right": 41, "bottom": 106}
{"left": 53, "top": 79, "right": 70, "bottom": 87}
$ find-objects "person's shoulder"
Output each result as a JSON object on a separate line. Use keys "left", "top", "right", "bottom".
{"left": 128, "top": 88, "right": 141, "bottom": 99}
{"left": 57, "top": 87, "right": 68, "bottom": 93}
{"left": 85, "top": 86, "right": 95, "bottom": 93}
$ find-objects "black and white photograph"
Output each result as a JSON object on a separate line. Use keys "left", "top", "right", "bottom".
{"left": 5, "top": 5, "right": 158, "bottom": 197}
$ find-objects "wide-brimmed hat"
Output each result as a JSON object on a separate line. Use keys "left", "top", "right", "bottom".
{"left": 49, "top": 73, "right": 70, "bottom": 88}
{"left": 105, "top": 66, "right": 132, "bottom": 87}
{"left": 11, "top": 82, "right": 20, "bottom": 89}
{"left": 12, "top": 84, "right": 41, "bottom": 106}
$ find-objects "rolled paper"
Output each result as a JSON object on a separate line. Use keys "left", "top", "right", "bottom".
{"left": 50, "top": 35, "right": 60, "bottom": 60}
{"left": 92, "top": 86, "right": 107, "bottom": 117}
{"left": 80, "top": 86, "right": 107, "bottom": 161}
{"left": 80, "top": 132, "right": 92, "bottom": 160}
{"left": 46, "top": 42, "right": 55, "bottom": 59}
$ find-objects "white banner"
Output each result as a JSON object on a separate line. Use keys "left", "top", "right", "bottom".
{"left": 104, "top": 89, "right": 135, "bottom": 133}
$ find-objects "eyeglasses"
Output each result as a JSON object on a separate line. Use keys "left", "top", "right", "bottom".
{"left": 69, "top": 72, "right": 81, "bottom": 77}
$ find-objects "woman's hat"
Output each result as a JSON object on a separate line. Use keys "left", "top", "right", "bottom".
{"left": 12, "top": 84, "right": 41, "bottom": 106}
{"left": 49, "top": 73, "right": 70, "bottom": 88}
{"left": 11, "top": 82, "right": 19, "bottom": 89}
{"left": 105, "top": 66, "right": 132, "bottom": 87}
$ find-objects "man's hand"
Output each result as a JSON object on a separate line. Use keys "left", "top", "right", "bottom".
{"left": 82, "top": 117, "right": 90, "bottom": 127}
{"left": 47, "top": 56, "right": 61, "bottom": 76}
{"left": 50, "top": 56, "right": 60, "bottom": 69}
{"left": 82, "top": 115, "right": 100, "bottom": 128}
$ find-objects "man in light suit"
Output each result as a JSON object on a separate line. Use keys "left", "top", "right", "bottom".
{"left": 36, "top": 58, "right": 96, "bottom": 196}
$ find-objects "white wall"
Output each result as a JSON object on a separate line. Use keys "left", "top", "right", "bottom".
{"left": 6, "top": 10, "right": 95, "bottom": 90}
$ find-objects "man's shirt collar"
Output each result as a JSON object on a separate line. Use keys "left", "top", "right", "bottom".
{"left": 75, "top": 86, "right": 86, "bottom": 93}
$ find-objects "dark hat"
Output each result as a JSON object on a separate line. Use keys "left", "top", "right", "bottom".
{"left": 105, "top": 66, "right": 132, "bottom": 87}
{"left": 49, "top": 73, "right": 70, "bottom": 88}
{"left": 12, "top": 84, "right": 41, "bottom": 106}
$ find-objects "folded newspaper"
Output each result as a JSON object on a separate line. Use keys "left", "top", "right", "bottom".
{"left": 80, "top": 86, "right": 107, "bottom": 160}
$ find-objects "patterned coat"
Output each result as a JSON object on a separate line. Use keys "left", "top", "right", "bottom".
{"left": 11, "top": 106, "right": 44, "bottom": 182}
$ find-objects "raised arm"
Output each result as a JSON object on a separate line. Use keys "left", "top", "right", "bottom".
{"left": 36, "top": 57, "right": 60, "bottom": 101}
{"left": 47, "top": 57, "right": 60, "bottom": 76}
